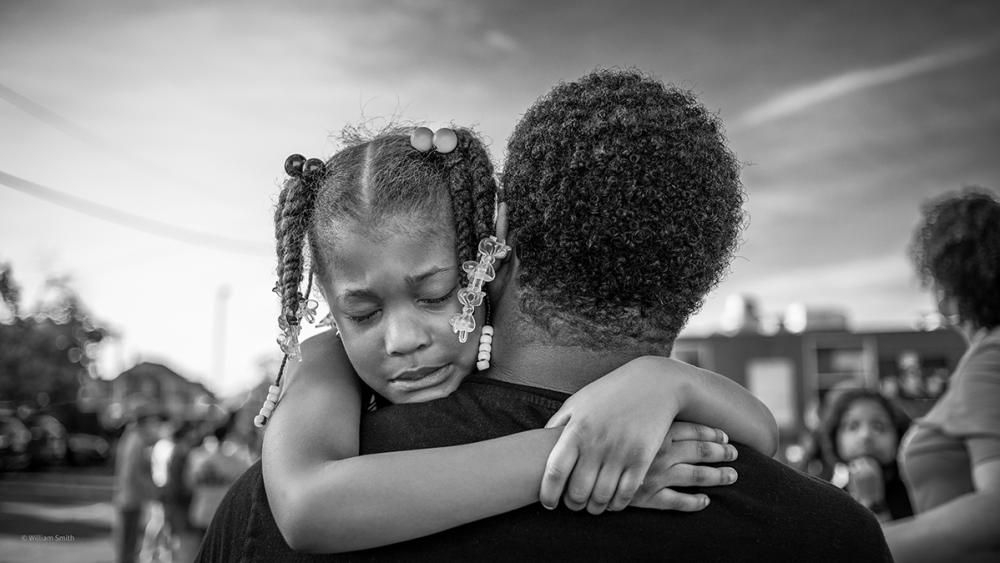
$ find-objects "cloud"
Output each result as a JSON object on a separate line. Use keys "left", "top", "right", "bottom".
{"left": 484, "top": 29, "right": 520, "bottom": 53}
{"left": 735, "top": 40, "right": 996, "bottom": 129}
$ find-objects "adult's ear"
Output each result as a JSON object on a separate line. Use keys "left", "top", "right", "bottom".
{"left": 488, "top": 232, "right": 519, "bottom": 305}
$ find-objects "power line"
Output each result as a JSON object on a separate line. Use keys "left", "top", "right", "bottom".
{"left": 0, "top": 81, "right": 213, "bottom": 195}
{"left": 0, "top": 169, "right": 271, "bottom": 256}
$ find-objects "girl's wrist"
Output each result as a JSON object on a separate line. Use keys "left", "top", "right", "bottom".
{"left": 641, "top": 356, "right": 692, "bottom": 415}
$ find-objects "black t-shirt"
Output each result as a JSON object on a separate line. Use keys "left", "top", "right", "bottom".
{"left": 197, "top": 377, "right": 892, "bottom": 562}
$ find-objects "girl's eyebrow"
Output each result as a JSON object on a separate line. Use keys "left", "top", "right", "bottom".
{"left": 405, "top": 266, "right": 455, "bottom": 285}
{"left": 338, "top": 266, "right": 456, "bottom": 301}
{"left": 340, "top": 288, "right": 376, "bottom": 301}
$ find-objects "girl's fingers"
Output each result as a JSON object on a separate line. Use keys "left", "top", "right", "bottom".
{"left": 665, "top": 422, "right": 728, "bottom": 444}
{"left": 545, "top": 405, "right": 572, "bottom": 429}
{"left": 562, "top": 453, "right": 600, "bottom": 511}
{"left": 659, "top": 440, "right": 736, "bottom": 466}
{"left": 586, "top": 463, "right": 624, "bottom": 515}
{"left": 608, "top": 467, "right": 644, "bottom": 512}
{"left": 656, "top": 463, "right": 738, "bottom": 488}
{"left": 633, "top": 487, "right": 711, "bottom": 512}
{"left": 540, "top": 435, "right": 579, "bottom": 509}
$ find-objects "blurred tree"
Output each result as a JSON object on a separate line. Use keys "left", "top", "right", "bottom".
{"left": 0, "top": 263, "right": 107, "bottom": 410}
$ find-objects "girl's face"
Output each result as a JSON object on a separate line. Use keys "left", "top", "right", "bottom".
{"left": 322, "top": 222, "right": 482, "bottom": 404}
{"left": 836, "top": 399, "right": 899, "bottom": 466}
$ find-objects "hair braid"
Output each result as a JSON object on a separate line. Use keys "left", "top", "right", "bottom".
{"left": 462, "top": 134, "right": 500, "bottom": 242}
{"left": 274, "top": 176, "right": 318, "bottom": 328}
{"left": 441, "top": 131, "right": 478, "bottom": 262}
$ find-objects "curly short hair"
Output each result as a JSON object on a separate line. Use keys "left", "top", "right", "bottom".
{"left": 819, "top": 388, "right": 911, "bottom": 466}
{"left": 502, "top": 69, "right": 745, "bottom": 347}
{"left": 909, "top": 187, "right": 1000, "bottom": 330}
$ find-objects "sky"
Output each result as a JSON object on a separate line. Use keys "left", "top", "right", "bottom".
{"left": 2, "top": 0, "right": 999, "bottom": 396}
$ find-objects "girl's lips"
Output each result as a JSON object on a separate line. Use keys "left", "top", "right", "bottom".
{"left": 388, "top": 365, "right": 452, "bottom": 392}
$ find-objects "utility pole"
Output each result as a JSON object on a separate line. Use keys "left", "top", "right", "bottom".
{"left": 212, "top": 284, "right": 231, "bottom": 389}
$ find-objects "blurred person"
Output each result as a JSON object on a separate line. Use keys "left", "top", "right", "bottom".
{"left": 141, "top": 419, "right": 178, "bottom": 562}
{"left": 164, "top": 421, "right": 201, "bottom": 561}
{"left": 185, "top": 414, "right": 253, "bottom": 535}
{"left": 885, "top": 187, "right": 1000, "bottom": 561}
{"left": 897, "top": 351, "right": 927, "bottom": 399}
{"left": 113, "top": 404, "right": 167, "bottom": 563}
{"left": 820, "top": 388, "right": 913, "bottom": 522}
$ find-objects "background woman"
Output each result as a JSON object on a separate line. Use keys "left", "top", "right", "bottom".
{"left": 885, "top": 187, "right": 1000, "bottom": 561}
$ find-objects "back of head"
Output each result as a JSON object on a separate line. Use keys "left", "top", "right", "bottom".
{"left": 909, "top": 186, "right": 1000, "bottom": 330}
{"left": 502, "top": 69, "right": 745, "bottom": 348}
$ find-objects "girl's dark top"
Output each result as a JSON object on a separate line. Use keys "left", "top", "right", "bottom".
{"left": 196, "top": 377, "right": 892, "bottom": 562}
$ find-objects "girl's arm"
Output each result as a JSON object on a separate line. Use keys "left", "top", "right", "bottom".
{"left": 263, "top": 334, "right": 734, "bottom": 553}
{"left": 540, "top": 355, "right": 778, "bottom": 512}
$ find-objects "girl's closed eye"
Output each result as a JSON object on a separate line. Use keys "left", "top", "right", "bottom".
{"left": 346, "top": 309, "right": 380, "bottom": 324}
{"left": 421, "top": 286, "right": 458, "bottom": 305}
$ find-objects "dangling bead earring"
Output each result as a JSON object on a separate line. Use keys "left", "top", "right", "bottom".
{"left": 256, "top": 271, "right": 318, "bottom": 428}
{"left": 254, "top": 382, "right": 283, "bottom": 428}
{"left": 477, "top": 296, "right": 494, "bottom": 371}
{"left": 463, "top": 199, "right": 509, "bottom": 372}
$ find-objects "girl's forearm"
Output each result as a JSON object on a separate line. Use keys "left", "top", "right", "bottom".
{"left": 282, "top": 428, "right": 561, "bottom": 553}
{"left": 883, "top": 490, "right": 1000, "bottom": 562}
{"left": 640, "top": 356, "right": 779, "bottom": 455}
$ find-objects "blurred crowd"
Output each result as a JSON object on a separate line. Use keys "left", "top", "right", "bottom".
{"left": 113, "top": 403, "right": 258, "bottom": 563}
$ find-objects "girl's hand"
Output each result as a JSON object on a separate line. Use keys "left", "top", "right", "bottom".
{"left": 846, "top": 456, "right": 885, "bottom": 509}
{"left": 541, "top": 357, "right": 700, "bottom": 513}
{"left": 629, "top": 421, "right": 739, "bottom": 511}
{"left": 542, "top": 408, "right": 734, "bottom": 513}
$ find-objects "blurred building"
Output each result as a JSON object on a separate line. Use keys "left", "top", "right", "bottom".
{"left": 106, "top": 362, "right": 217, "bottom": 427}
{"left": 674, "top": 302, "right": 966, "bottom": 439}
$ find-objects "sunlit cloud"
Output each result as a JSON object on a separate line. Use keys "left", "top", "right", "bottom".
{"left": 735, "top": 40, "right": 997, "bottom": 129}
{"left": 484, "top": 29, "right": 520, "bottom": 53}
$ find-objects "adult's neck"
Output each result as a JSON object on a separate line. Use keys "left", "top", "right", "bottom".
{"left": 485, "top": 339, "right": 649, "bottom": 395}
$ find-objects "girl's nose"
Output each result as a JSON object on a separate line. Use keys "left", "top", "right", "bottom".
{"left": 384, "top": 309, "right": 431, "bottom": 356}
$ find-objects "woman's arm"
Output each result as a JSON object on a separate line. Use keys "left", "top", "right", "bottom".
{"left": 264, "top": 335, "right": 733, "bottom": 553}
{"left": 883, "top": 452, "right": 1000, "bottom": 562}
{"left": 540, "top": 355, "right": 778, "bottom": 512}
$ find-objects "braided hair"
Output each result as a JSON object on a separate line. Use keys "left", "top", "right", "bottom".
{"left": 502, "top": 68, "right": 746, "bottom": 348}
{"left": 271, "top": 128, "right": 500, "bottom": 385}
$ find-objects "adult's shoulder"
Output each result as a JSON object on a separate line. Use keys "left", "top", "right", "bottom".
{"left": 194, "top": 460, "right": 263, "bottom": 562}
{"left": 361, "top": 377, "right": 562, "bottom": 453}
{"left": 716, "top": 445, "right": 891, "bottom": 561}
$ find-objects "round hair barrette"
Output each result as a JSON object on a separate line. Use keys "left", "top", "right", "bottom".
{"left": 284, "top": 154, "right": 306, "bottom": 176}
{"left": 410, "top": 127, "right": 458, "bottom": 154}
{"left": 284, "top": 154, "right": 325, "bottom": 178}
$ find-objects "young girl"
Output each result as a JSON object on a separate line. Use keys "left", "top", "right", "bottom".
{"left": 821, "top": 388, "right": 913, "bottom": 521}
{"left": 258, "top": 123, "right": 776, "bottom": 551}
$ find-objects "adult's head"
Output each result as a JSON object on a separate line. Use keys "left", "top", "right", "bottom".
{"left": 131, "top": 401, "right": 167, "bottom": 441}
{"left": 909, "top": 187, "right": 1000, "bottom": 331}
{"left": 273, "top": 128, "right": 501, "bottom": 403}
{"left": 501, "top": 68, "right": 745, "bottom": 351}
{"left": 820, "top": 388, "right": 910, "bottom": 467}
